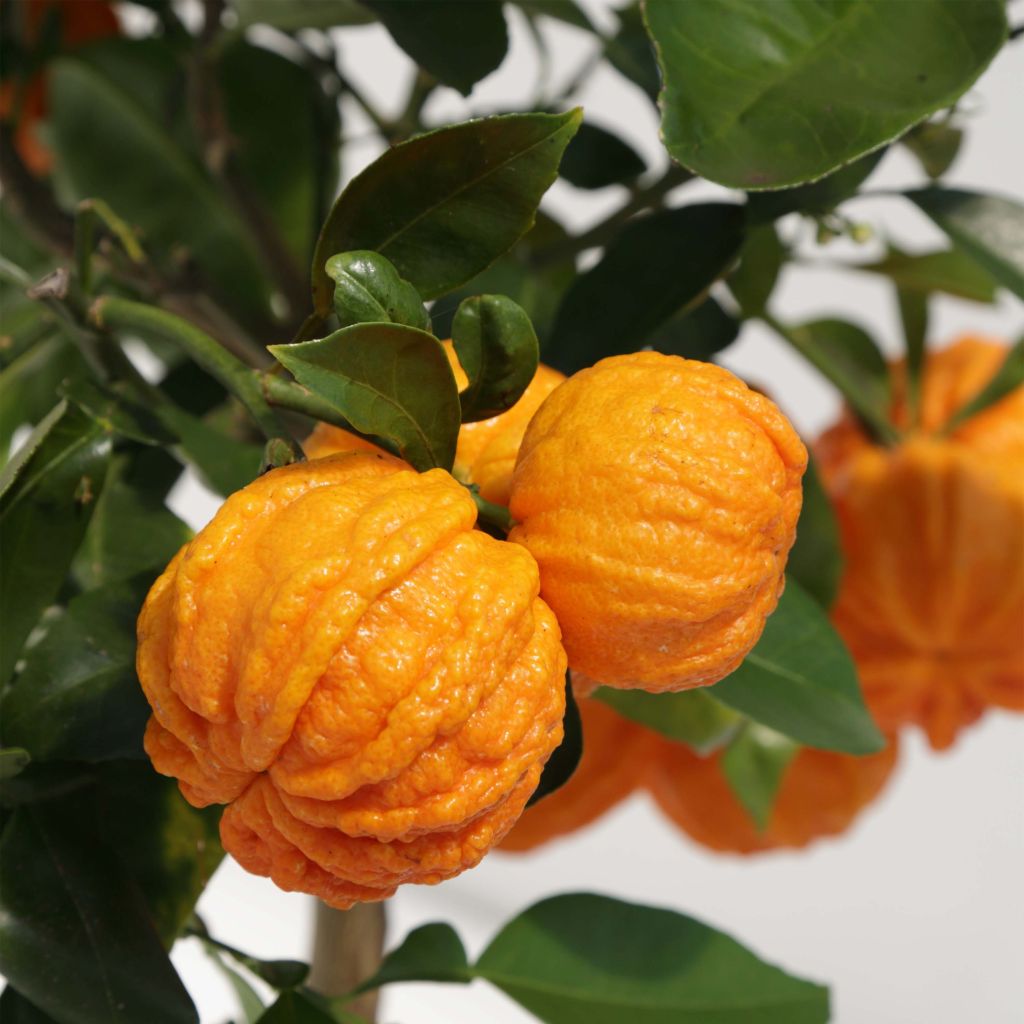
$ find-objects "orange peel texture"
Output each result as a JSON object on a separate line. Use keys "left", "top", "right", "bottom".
{"left": 137, "top": 452, "right": 567, "bottom": 908}
{"left": 509, "top": 352, "right": 807, "bottom": 693}
{"left": 646, "top": 738, "right": 899, "bottom": 854}
{"left": 817, "top": 337, "right": 1024, "bottom": 750}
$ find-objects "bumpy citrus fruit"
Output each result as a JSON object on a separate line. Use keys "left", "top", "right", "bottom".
{"left": 137, "top": 452, "right": 567, "bottom": 908}
{"left": 304, "top": 341, "right": 565, "bottom": 506}
{"left": 508, "top": 352, "right": 807, "bottom": 693}
{"left": 646, "top": 738, "right": 899, "bottom": 854}
{"left": 500, "top": 695, "right": 655, "bottom": 852}
{"left": 817, "top": 337, "right": 1024, "bottom": 750}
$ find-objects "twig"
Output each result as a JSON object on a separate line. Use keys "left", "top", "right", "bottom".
{"left": 308, "top": 901, "right": 385, "bottom": 1022}
{"left": 391, "top": 68, "right": 437, "bottom": 142}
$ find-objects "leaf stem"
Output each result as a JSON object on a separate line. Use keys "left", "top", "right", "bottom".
{"left": 469, "top": 486, "right": 514, "bottom": 535}
{"left": 74, "top": 198, "right": 145, "bottom": 299}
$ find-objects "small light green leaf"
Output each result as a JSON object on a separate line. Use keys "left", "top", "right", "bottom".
{"left": 452, "top": 294, "right": 539, "bottom": 422}
{"left": 788, "top": 457, "right": 842, "bottom": 610}
{"left": 944, "top": 338, "right": 1024, "bottom": 434}
{"left": 722, "top": 724, "right": 799, "bottom": 831}
{"left": 0, "top": 748, "right": 31, "bottom": 781}
{"left": 906, "top": 188, "right": 1024, "bottom": 300}
{"left": 325, "top": 251, "right": 431, "bottom": 331}
{"left": 728, "top": 224, "right": 786, "bottom": 316}
{"left": 646, "top": 0, "right": 1006, "bottom": 189}
{"left": 901, "top": 121, "right": 964, "bottom": 180}
{"left": 857, "top": 247, "right": 997, "bottom": 303}
{"left": 713, "top": 578, "right": 885, "bottom": 755}
{"left": 355, "top": 923, "right": 470, "bottom": 993}
{"left": 312, "top": 110, "right": 582, "bottom": 313}
{"left": 527, "top": 676, "right": 582, "bottom": 808}
{"left": 270, "top": 324, "right": 460, "bottom": 471}
{"left": 559, "top": 121, "right": 646, "bottom": 190}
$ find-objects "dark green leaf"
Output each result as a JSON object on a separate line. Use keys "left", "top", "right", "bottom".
{"left": 527, "top": 676, "right": 582, "bottom": 808}
{"left": 901, "top": 120, "right": 963, "bottom": 180}
{"left": 897, "top": 288, "right": 928, "bottom": 422}
{"left": 325, "top": 250, "right": 431, "bottom": 331}
{"left": 713, "top": 578, "right": 885, "bottom": 755}
{"left": 906, "top": 188, "right": 1024, "bottom": 299}
{"left": 0, "top": 748, "right": 31, "bottom": 780}
{"left": 545, "top": 203, "right": 746, "bottom": 374}
{"left": 0, "top": 987, "right": 60, "bottom": 1024}
{"left": 728, "top": 225, "right": 786, "bottom": 316}
{"left": 0, "top": 401, "right": 111, "bottom": 685}
{"left": 256, "top": 990, "right": 364, "bottom": 1023}
{"left": 60, "top": 376, "right": 176, "bottom": 446}
{"left": 606, "top": 3, "right": 660, "bottom": 102}
{"left": 594, "top": 687, "right": 740, "bottom": 757}
{"left": 270, "top": 324, "right": 460, "bottom": 471}
{"left": 475, "top": 893, "right": 830, "bottom": 1023}
{"left": 312, "top": 110, "right": 582, "bottom": 312}
{"left": 647, "top": 0, "right": 1006, "bottom": 189}
{"left": 452, "top": 294, "right": 539, "bottom": 421}
{"left": 788, "top": 457, "right": 842, "bottom": 610}
{"left": 365, "top": 1, "right": 508, "bottom": 95}
{"left": 0, "top": 763, "right": 94, "bottom": 810}
{"left": 721, "top": 724, "right": 799, "bottom": 831}
{"left": 512, "top": 0, "right": 596, "bottom": 33}
{"left": 944, "top": 338, "right": 1024, "bottom": 433}
{"left": 233, "top": 0, "right": 374, "bottom": 30}
{"left": 858, "top": 247, "right": 997, "bottom": 302}
{"left": 649, "top": 298, "right": 740, "bottom": 362}
{"left": 357, "top": 923, "right": 470, "bottom": 992}
{"left": 559, "top": 121, "right": 646, "bottom": 190}
{"left": 0, "top": 799, "right": 197, "bottom": 1024}
{"left": 203, "top": 949, "right": 265, "bottom": 1024}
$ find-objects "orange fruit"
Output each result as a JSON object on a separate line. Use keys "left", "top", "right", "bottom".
{"left": 508, "top": 352, "right": 807, "bottom": 693}
{"left": 137, "top": 452, "right": 567, "bottom": 908}
{"left": 646, "top": 738, "right": 899, "bottom": 854}
{"left": 304, "top": 340, "right": 565, "bottom": 506}
{"left": 817, "top": 337, "right": 1024, "bottom": 750}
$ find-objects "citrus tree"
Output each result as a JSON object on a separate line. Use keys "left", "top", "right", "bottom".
{"left": 1, "top": 2, "right": 1021, "bottom": 1023}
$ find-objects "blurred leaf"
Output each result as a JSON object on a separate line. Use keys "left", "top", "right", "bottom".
{"left": 897, "top": 288, "right": 928, "bottom": 420}
{"left": 713, "top": 578, "right": 885, "bottom": 755}
{"left": 650, "top": 298, "right": 740, "bottom": 362}
{"left": 203, "top": 937, "right": 309, "bottom": 991}
{"left": 312, "top": 110, "right": 582, "bottom": 312}
{"left": 647, "top": 0, "right": 1006, "bottom": 189}
{"left": 606, "top": 3, "right": 660, "bottom": 102}
{"left": 858, "top": 247, "right": 997, "bottom": 302}
{"left": 594, "top": 687, "right": 741, "bottom": 757}
{"left": 728, "top": 225, "right": 785, "bottom": 316}
{"left": 61, "top": 376, "right": 176, "bottom": 446}
{"left": 527, "top": 676, "right": 582, "bottom": 808}
{"left": 901, "top": 120, "right": 963, "bottom": 180}
{"left": 0, "top": 798, "right": 197, "bottom": 1024}
{"left": 326, "top": 250, "right": 431, "bottom": 331}
{"left": 356, "top": 923, "right": 469, "bottom": 992}
{"left": 512, "top": 0, "right": 596, "bottom": 33}
{"left": 545, "top": 203, "right": 746, "bottom": 374}
{"left": 722, "top": 723, "right": 799, "bottom": 831}
{"left": 944, "top": 338, "right": 1024, "bottom": 433}
{"left": 0, "top": 987, "right": 60, "bottom": 1024}
{"left": 475, "top": 893, "right": 830, "bottom": 1023}
{"left": 906, "top": 188, "right": 1024, "bottom": 299}
{"left": 0, "top": 748, "right": 31, "bottom": 780}
{"left": 452, "top": 294, "right": 539, "bottom": 421}
{"left": 0, "top": 401, "right": 111, "bottom": 685}
{"left": 788, "top": 457, "right": 842, "bottom": 610}
{"left": 559, "top": 121, "right": 646, "bottom": 190}
{"left": 203, "top": 950, "right": 266, "bottom": 1024}
{"left": 270, "top": 325, "right": 460, "bottom": 471}
{"left": 0, "top": 762, "right": 94, "bottom": 810}
{"left": 233, "top": 0, "right": 374, "bottom": 29}
{"left": 365, "top": 1, "right": 508, "bottom": 96}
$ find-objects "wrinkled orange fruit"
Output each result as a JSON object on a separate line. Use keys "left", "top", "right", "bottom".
{"left": 500, "top": 695, "right": 655, "bottom": 852}
{"left": 137, "top": 452, "right": 567, "bottom": 908}
{"left": 509, "top": 352, "right": 807, "bottom": 693}
{"left": 304, "top": 341, "right": 565, "bottom": 506}
{"left": 647, "top": 738, "right": 899, "bottom": 854}
{"left": 817, "top": 337, "right": 1024, "bottom": 750}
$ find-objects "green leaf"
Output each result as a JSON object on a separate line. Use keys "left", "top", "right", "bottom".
{"left": 545, "top": 203, "right": 746, "bottom": 374}
{"left": 0, "top": 401, "right": 111, "bottom": 686}
{"left": 312, "top": 110, "right": 582, "bottom": 313}
{"left": 203, "top": 950, "right": 266, "bottom": 1024}
{"left": 512, "top": 0, "right": 597, "bottom": 33}
{"left": 646, "top": 0, "right": 1006, "bottom": 189}
{"left": 728, "top": 225, "right": 786, "bottom": 316}
{"left": 0, "top": 748, "right": 31, "bottom": 781}
{"left": 233, "top": 0, "right": 374, "bottom": 30}
{"left": 713, "top": 578, "right": 885, "bottom": 755}
{"left": 606, "top": 3, "right": 660, "bottom": 102}
{"left": 559, "top": 121, "right": 646, "bottom": 190}
{"left": 0, "top": 799, "right": 197, "bottom": 1024}
{"left": 256, "top": 990, "right": 368, "bottom": 1023}
{"left": 356, "top": 922, "right": 470, "bottom": 992}
{"left": 60, "top": 376, "right": 176, "bottom": 446}
{"left": 721, "top": 724, "right": 799, "bottom": 831}
{"left": 594, "top": 687, "right": 741, "bottom": 757}
{"left": 0, "top": 763, "right": 94, "bottom": 811}
{"left": 788, "top": 457, "right": 842, "bottom": 610}
{"left": 452, "top": 294, "right": 539, "bottom": 422}
{"left": 527, "top": 676, "right": 582, "bottom": 808}
{"left": 897, "top": 288, "right": 928, "bottom": 422}
{"left": 901, "top": 120, "right": 963, "bottom": 180}
{"left": 365, "top": 1, "right": 508, "bottom": 96}
{"left": 906, "top": 188, "right": 1024, "bottom": 300}
{"left": 270, "top": 324, "right": 460, "bottom": 471}
{"left": 1, "top": 576, "right": 151, "bottom": 763}
{"left": 475, "top": 893, "right": 830, "bottom": 1023}
{"left": 0, "top": 987, "right": 60, "bottom": 1024}
{"left": 649, "top": 298, "right": 740, "bottom": 362}
{"left": 857, "top": 247, "right": 997, "bottom": 302}
{"left": 325, "top": 251, "right": 431, "bottom": 331}
{"left": 944, "top": 338, "right": 1024, "bottom": 434}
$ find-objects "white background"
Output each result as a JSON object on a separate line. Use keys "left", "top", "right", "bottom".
{"left": 159, "top": 4, "right": 1024, "bottom": 1022}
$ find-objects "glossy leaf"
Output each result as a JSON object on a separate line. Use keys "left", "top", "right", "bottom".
{"left": 647, "top": 0, "right": 1006, "bottom": 189}
{"left": 312, "top": 110, "right": 582, "bottom": 312}
{"left": 594, "top": 687, "right": 741, "bottom": 757}
{"left": 901, "top": 121, "right": 963, "bottom": 180}
{"left": 0, "top": 401, "right": 111, "bottom": 685}
{"left": 606, "top": 3, "right": 660, "bottom": 102}
{"left": 728, "top": 225, "right": 786, "bottom": 316}
{"left": 545, "top": 203, "right": 746, "bottom": 374}
{"left": 527, "top": 677, "right": 582, "bottom": 808}
{"left": 650, "top": 298, "right": 740, "bottom": 362}
{"left": 365, "top": 1, "right": 508, "bottom": 95}
{"left": 357, "top": 923, "right": 470, "bottom": 992}
{"left": 452, "top": 294, "right": 539, "bottom": 421}
{"left": 233, "top": 0, "right": 374, "bottom": 29}
{"left": 270, "top": 325, "right": 460, "bottom": 471}
{"left": 906, "top": 188, "right": 1024, "bottom": 300}
{"left": 475, "top": 893, "right": 830, "bottom": 1023}
{"left": 788, "top": 457, "right": 842, "bottom": 610}
{"left": 722, "top": 724, "right": 799, "bottom": 831}
{"left": 559, "top": 121, "right": 646, "bottom": 190}
{"left": 713, "top": 578, "right": 885, "bottom": 755}
{"left": 0, "top": 799, "right": 197, "bottom": 1024}
{"left": 857, "top": 247, "right": 997, "bottom": 302}
{"left": 325, "top": 250, "right": 431, "bottom": 331}
{"left": 944, "top": 338, "right": 1024, "bottom": 433}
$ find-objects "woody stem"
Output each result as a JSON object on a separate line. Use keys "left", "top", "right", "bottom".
{"left": 308, "top": 901, "right": 387, "bottom": 1021}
